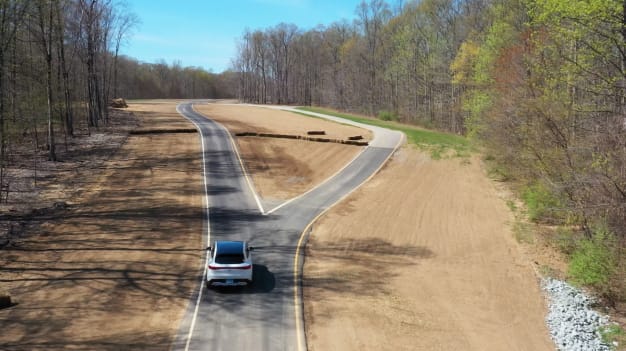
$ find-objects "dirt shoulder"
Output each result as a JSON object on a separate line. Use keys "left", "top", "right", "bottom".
{"left": 194, "top": 104, "right": 368, "bottom": 201}
{"left": 302, "top": 147, "right": 554, "bottom": 351}
{"left": 0, "top": 102, "right": 203, "bottom": 350}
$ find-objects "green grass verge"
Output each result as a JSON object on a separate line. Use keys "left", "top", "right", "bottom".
{"left": 600, "top": 324, "right": 626, "bottom": 349}
{"left": 297, "top": 106, "right": 472, "bottom": 158}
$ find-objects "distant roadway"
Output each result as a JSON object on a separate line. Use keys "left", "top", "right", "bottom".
{"left": 171, "top": 102, "right": 403, "bottom": 351}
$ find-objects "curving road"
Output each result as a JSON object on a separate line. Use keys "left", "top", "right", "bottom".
{"left": 171, "top": 102, "right": 403, "bottom": 351}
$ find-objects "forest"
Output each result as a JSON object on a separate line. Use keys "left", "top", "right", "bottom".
{"left": 232, "top": 0, "right": 626, "bottom": 301}
{"left": 0, "top": 0, "right": 232, "bottom": 194}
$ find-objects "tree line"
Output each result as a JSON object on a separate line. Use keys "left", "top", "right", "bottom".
{"left": 1, "top": 0, "right": 137, "bottom": 164}
{"left": 232, "top": 0, "right": 626, "bottom": 298}
{"left": 115, "top": 57, "right": 235, "bottom": 100}
{"left": 0, "top": 0, "right": 233, "bottom": 202}
{"left": 232, "top": 0, "right": 489, "bottom": 133}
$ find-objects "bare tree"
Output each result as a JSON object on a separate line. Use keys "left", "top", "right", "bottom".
{"left": 112, "top": 3, "right": 138, "bottom": 99}
{"left": 55, "top": 0, "right": 73, "bottom": 137}
{"left": 0, "top": 0, "right": 29, "bottom": 199}
{"left": 356, "top": 0, "right": 391, "bottom": 114}
{"left": 35, "top": 0, "right": 56, "bottom": 161}
{"left": 77, "top": 0, "right": 104, "bottom": 128}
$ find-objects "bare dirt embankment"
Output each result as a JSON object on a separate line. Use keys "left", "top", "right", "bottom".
{"left": 303, "top": 148, "right": 554, "bottom": 351}
{"left": 0, "top": 101, "right": 203, "bottom": 349}
{"left": 194, "top": 104, "right": 369, "bottom": 200}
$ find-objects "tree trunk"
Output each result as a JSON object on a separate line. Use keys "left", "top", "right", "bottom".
{"left": 38, "top": 0, "right": 56, "bottom": 161}
{"left": 86, "top": 0, "right": 100, "bottom": 127}
{"left": 0, "top": 48, "right": 6, "bottom": 200}
{"left": 56, "top": 0, "right": 73, "bottom": 137}
{"left": 46, "top": 59, "right": 56, "bottom": 161}
{"left": 113, "top": 42, "right": 120, "bottom": 99}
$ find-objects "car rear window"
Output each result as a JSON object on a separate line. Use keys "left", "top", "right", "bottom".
{"left": 215, "top": 253, "right": 245, "bottom": 264}
{"left": 214, "top": 241, "right": 246, "bottom": 264}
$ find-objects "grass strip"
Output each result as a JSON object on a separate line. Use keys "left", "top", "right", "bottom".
{"left": 297, "top": 106, "right": 472, "bottom": 158}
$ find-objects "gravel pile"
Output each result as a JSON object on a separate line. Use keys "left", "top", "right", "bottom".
{"left": 542, "top": 278, "right": 612, "bottom": 351}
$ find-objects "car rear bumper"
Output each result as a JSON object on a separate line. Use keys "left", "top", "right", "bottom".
{"left": 206, "top": 268, "right": 253, "bottom": 285}
{"left": 207, "top": 278, "right": 252, "bottom": 287}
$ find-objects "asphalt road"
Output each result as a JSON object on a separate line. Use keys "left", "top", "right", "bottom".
{"left": 171, "top": 102, "right": 403, "bottom": 351}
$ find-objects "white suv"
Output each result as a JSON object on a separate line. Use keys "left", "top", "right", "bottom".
{"left": 206, "top": 240, "right": 254, "bottom": 287}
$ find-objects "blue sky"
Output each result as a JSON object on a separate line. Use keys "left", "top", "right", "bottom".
{"left": 122, "top": 0, "right": 364, "bottom": 73}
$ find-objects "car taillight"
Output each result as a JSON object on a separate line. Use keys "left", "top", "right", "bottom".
{"left": 208, "top": 264, "right": 251, "bottom": 270}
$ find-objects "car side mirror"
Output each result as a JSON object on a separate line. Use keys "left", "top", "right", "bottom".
{"left": 206, "top": 246, "right": 212, "bottom": 251}
{"left": 248, "top": 247, "right": 255, "bottom": 251}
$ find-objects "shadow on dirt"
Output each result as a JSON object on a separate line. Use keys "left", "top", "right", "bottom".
{"left": 0, "top": 117, "right": 231, "bottom": 349}
{"left": 0, "top": 328, "right": 173, "bottom": 351}
{"left": 303, "top": 237, "right": 434, "bottom": 297}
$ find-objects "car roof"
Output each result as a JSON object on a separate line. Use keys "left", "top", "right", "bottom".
{"left": 215, "top": 241, "right": 245, "bottom": 254}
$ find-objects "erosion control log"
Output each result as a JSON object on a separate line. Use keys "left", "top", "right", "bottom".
{"left": 234, "top": 131, "right": 369, "bottom": 146}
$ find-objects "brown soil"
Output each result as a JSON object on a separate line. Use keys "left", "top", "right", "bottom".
{"left": 194, "top": 104, "right": 372, "bottom": 141}
{"left": 303, "top": 148, "right": 554, "bottom": 351}
{"left": 194, "top": 104, "right": 367, "bottom": 201}
{"left": 0, "top": 102, "right": 203, "bottom": 350}
{"left": 237, "top": 138, "right": 360, "bottom": 200}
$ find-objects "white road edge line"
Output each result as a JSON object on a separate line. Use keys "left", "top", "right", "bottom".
{"left": 192, "top": 104, "right": 266, "bottom": 215}
{"left": 176, "top": 103, "right": 211, "bottom": 351}
{"left": 292, "top": 115, "right": 406, "bottom": 351}
{"left": 265, "top": 144, "right": 368, "bottom": 215}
